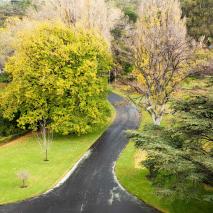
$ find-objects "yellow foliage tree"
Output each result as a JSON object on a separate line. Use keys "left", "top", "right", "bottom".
{"left": 128, "top": 0, "right": 195, "bottom": 125}
{"left": 0, "top": 22, "right": 112, "bottom": 160}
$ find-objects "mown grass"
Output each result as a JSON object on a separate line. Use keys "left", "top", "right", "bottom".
{"left": 114, "top": 77, "right": 213, "bottom": 213}
{"left": 0, "top": 102, "right": 115, "bottom": 204}
{"left": 116, "top": 140, "right": 213, "bottom": 213}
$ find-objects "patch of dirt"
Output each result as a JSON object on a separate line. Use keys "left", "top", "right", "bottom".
{"left": 0, "top": 83, "right": 6, "bottom": 89}
{"left": 0, "top": 132, "right": 33, "bottom": 148}
{"left": 134, "top": 149, "right": 147, "bottom": 169}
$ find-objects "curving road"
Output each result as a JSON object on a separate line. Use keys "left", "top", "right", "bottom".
{"left": 0, "top": 93, "right": 158, "bottom": 213}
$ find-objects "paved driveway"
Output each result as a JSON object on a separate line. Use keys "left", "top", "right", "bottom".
{"left": 0, "top": 93, "right": 159, "bottom": 213}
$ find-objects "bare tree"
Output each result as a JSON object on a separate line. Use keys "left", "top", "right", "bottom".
{"left": 37, "top": 119, "right": 53, "bottom": 161}
{"left": 29, "top": 0, "right": 81, "bottom": 26}
{"left": 28, "top": 0, "right": 122, "bottom": 42}
{"left": 17, "top": 170, "right": 30, "bottom": 188}
{"left": 0, "top": 17, "right": 36, "bottom": 67}
{"left": 126, "top": 0, "right": 195, "bottom": 125}
{"left": 0, "top": 1, "right": 121, "bottom": 68}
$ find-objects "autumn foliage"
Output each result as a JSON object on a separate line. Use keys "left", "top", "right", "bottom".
{"left": 0, "top": 22, "right": 112, "bottom": 135}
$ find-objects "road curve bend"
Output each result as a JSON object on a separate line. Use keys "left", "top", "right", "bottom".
{"left": 0, "top": 93, "right": 159, "bottom": 213}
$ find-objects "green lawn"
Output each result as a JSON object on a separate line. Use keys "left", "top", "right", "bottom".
{"left": 0, "top": 102, "right": 115, "bottom": 204}
{"left": 116, "top": 141, "right": 213, "bottom": 213}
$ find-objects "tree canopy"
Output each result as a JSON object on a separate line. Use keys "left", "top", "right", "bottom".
{"left": 125, "top": 0, "right": 194, "bottom": 125}
{"left": 0, "top": 22, "right": 112, "bottom": 135}
{"left": 181, "top": 0, "right": 213, "bottom": 43}
{"left": 28, "top": 0, "right": 122, "bottom": 42}
{"left": 131, "top": 91, "right": 213, "bottom": 200}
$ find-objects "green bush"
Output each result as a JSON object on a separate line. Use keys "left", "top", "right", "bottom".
{"left": 124, "top": 7, "right": 138, "bottom": 23}
{"left": 0, "top": 73, "right": 10, "bottom": 83}
{"left": 0, "top": 114, "right": 23, "bottom": 137}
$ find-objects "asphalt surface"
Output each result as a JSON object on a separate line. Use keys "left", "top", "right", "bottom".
{"left": 0, "top": 93, "right": 159, "bottom": 213}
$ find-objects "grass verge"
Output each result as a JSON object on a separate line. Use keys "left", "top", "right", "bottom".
{"left": 0, "top": 101, "right": 115, "bottom": 204}
{"left": 116, "top": 139, "right": 213, "bottom": 213}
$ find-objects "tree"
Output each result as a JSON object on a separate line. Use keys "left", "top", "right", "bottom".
{"left": 0, "top": 22, "right": 112, "bottom": 159}
{"left": 131, "top": 93, "right": 213, "bottom": 200}
{"left": 181, "top": 0, "right": 213, "bottom": 44}
{"left": 126, "top": 0, "right": 194, "bottom": 125}
{"left": 110, "top": 0, "right": 138, "bottom": 78}
{"left": 17, "top": 170, "right": 30, "bottom": 188}
{"left": 37, "top": 123, "right": 53, "bottom": 161}
{"left": 0, "top": 0, "right": 32, "bottom": 27}
{"left": 0, "top": 0, "right": 121, "bottom": 70}
{"left": 28, "top": 0, "right": 122, "bottom": 42}
{"left": 0, "top": 18, "right": 18, "bottom": 68}
{"left": 113, "top": 0, "right": 139, "bottom": 23}
{"left": 0, "top": 113, "right": 23, "bottom": 138}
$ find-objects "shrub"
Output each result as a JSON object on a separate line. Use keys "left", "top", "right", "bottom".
{"left": 17, "top": 170, "right": 30, "bottom": 188}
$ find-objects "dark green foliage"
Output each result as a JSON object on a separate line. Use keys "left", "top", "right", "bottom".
{"left": 111, "top": 21, "right": 135, "bottom": 76}
{"left": 181, "top": 0, "right": 213, "bottom": 43}
{"left": 0, "top": 117, "right": 23, "bottom": 137}
{"left": 0, "top": 109, "right": 23, "bottom": 137}
{"left": 111, "top": 23, "right": 134, "bottom": 74}
{"left": 110, "top": 0, "right": 139, "bottom": 76}
{"left": 111, "top": 24, "right": 133, "bottom": 75}
{"left": 124, "top": 7, "right": 138, "bottom": 23}
{"left": 123, "top": 62, "right": 134, "bottom": 73}
{"left": 0, "top": 73, "right": 10, "bottom": 83}
{"left": 131, "top": 94, "right": 213, "bottom": 201}
{"left": 172, "top": 95, "right": 213, "bottom": 143}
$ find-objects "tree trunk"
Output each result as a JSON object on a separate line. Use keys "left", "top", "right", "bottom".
{"left": 21, "top": 179, "right": 26, "bottom": 188}
{"left": 152, "top": 114, "right": 162, "bottom": 125}
{"left": 41, "top": 123, "right": 48, "bottom": 161}
{"left": 146, "top": 100, "right": 165, "bottom": 126}
{"left": 45, "top": 148, "right": 48, "bottom": 162}
{"left": 147, "top": 105, "right": 164, "bottom": 126}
